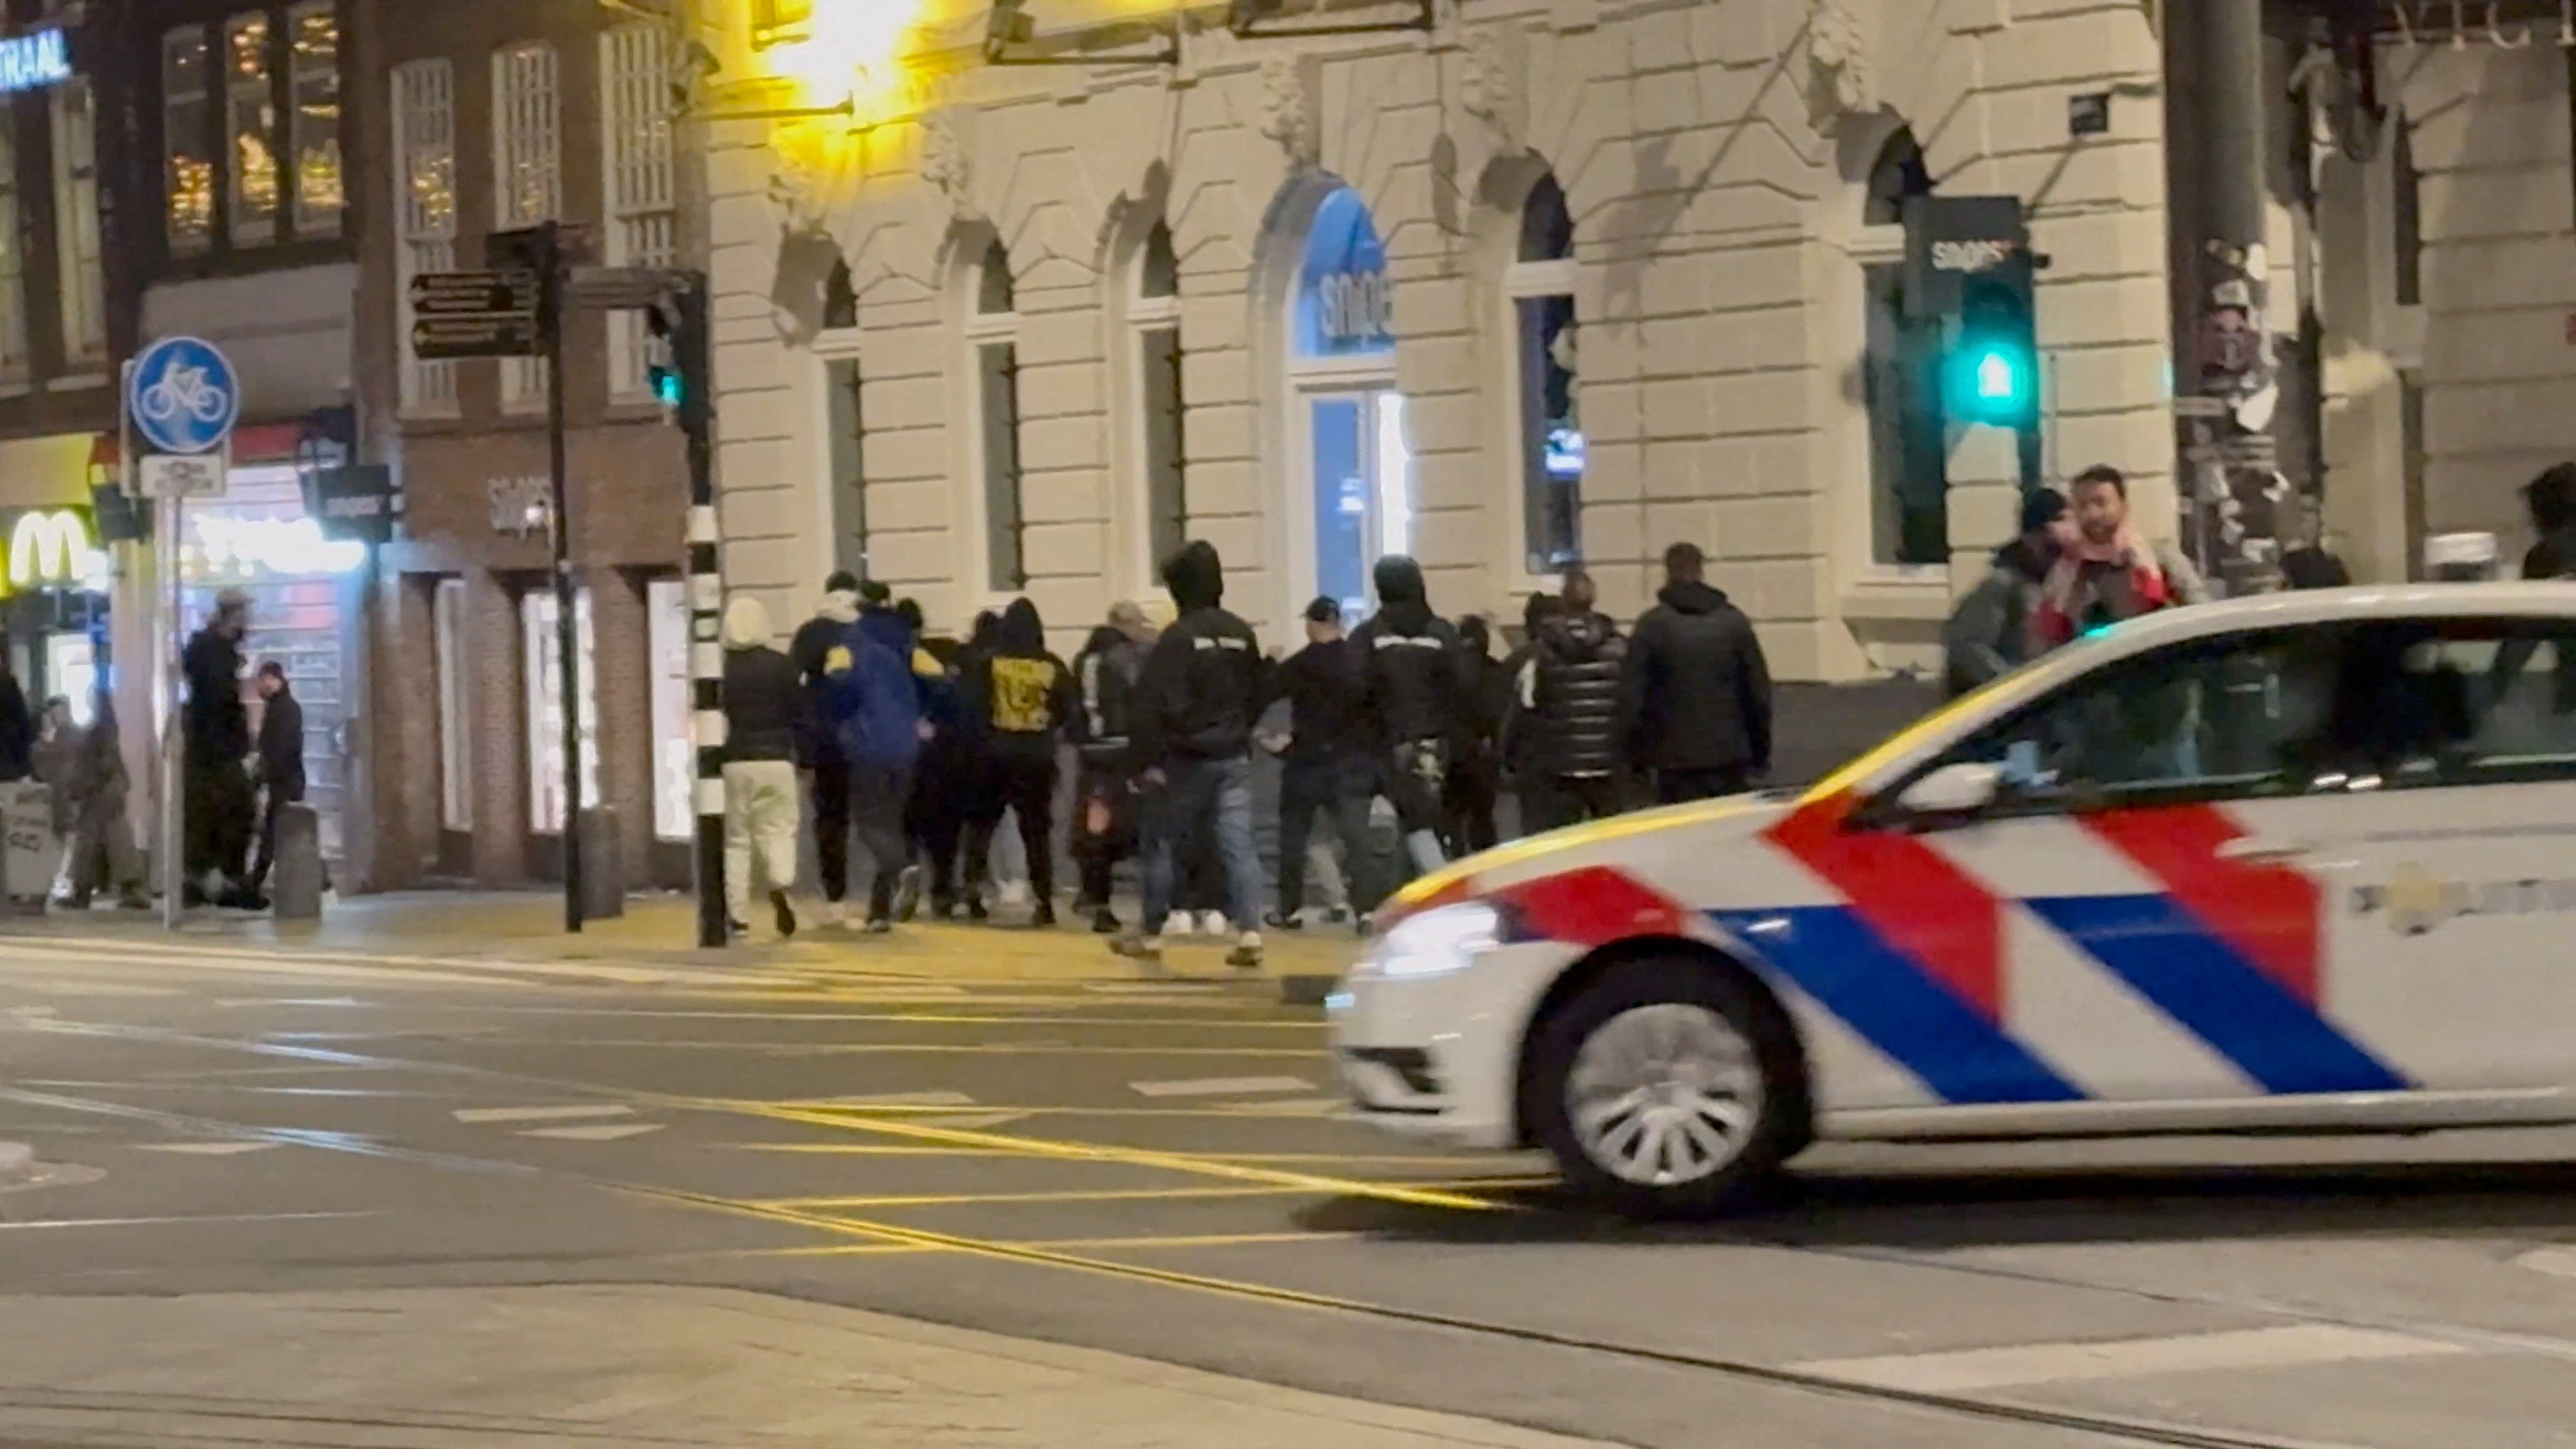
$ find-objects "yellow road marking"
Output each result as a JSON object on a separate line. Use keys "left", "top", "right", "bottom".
{"left": 728, "top": 1102, "right": 1508, "bottom": 1214}
{"left": 753, "top": 1176, "right": 1556, "bottom": 1210}
{"left": 716, "top": 1144, "right": 1525, "bottom": 1167}
{"left": 762, "top": 1102, "right": 1356, "bottom": 1120}
{"left": 747, "top": 1230, "right": 1365, "bottom": 1256}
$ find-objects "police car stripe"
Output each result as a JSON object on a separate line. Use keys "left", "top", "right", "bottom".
{"left": 1764, "top": 795, "right": 2006, "bottom": 1022}
{"left": 2023, "top": 893, "right": 2408, "bottom": 1096}
{"left": 2081, "top": 806, "right": 2322, "bottom": 1005}
{"left": 1711, "top": 907, "right": 2084, "bottom": 1105}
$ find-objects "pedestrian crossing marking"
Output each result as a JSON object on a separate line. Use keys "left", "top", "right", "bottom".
{"left": 1127, "top": 1076, "right": 1314, "bottom": 1098}
{"left": 132, "top": 1141, "right": 282, "bottom": 1155}
{"left": 453, "top": 1104, "right": 631, "bottom": 1124}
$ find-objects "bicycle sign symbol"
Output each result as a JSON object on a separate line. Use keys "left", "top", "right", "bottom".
{"left": 127, "top": 335, "right": 241, "bottom": 455}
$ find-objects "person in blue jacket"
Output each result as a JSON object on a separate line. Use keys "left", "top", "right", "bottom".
{"left": 820, "top": 590, "right": 926, "bottom": 931}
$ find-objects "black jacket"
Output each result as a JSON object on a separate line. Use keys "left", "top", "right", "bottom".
{"left": 1267, "top": 636, "right": 1372, "bottom": 765}
{"left": 0, "top": 671, "right": 28, "bottom": 782}
{"left": 1134, "top": 542, "right": 1266, "bottom": 764}
{"left": 1072, "top": 628, "right": 1147, "bottom": 765}
{"left": 1529, "top": 610, "right": 1628, "bottom": 777}
{"left": 256, "top": 687, "right": 306, "bottom": 802}
{"left": 1350, "top": 556, "right": 1472, "bottom": 747}
{"left": 788, "top": 590, "right": 862, "bottom": 764}
{"left": 1620, "top": 581, "right": 1773, "bottom": 774}
{"left": 182, "top": 626, "right": 250, "bottom": 762}
{"left": 965, "top": 598, "right": 1078, "bottom": 761}
{"left": 723, "top": 646, "right": 801, "bottom": 764}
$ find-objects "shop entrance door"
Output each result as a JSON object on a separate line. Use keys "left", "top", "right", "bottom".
{"left": 1304, "top": 389, "right": 1410, "bottom": 619}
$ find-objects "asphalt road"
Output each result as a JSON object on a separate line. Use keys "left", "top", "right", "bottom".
{"left": 5, "top": 927, "right": 2576, "bottom": 1448}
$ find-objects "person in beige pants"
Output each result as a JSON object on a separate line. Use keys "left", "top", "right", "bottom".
{"left": 722, "top": 596, "right": 803, "bottom": 938}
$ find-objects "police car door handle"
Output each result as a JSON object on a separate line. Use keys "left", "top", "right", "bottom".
{"left": 2215, "top": 835, "right": 2314, "bottom": 864}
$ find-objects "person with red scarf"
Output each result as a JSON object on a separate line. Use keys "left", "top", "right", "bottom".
{"left": 2028, "top": 464, "right": 2209, "bottom": 652}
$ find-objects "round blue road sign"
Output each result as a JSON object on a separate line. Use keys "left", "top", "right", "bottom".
{"left": 128, "top": 335, "right": 243, "bottom": 455}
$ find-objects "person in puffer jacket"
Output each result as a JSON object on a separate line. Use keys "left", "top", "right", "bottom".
{"left": 1518, "top": 568, "right": 1629, "bottom": 830}
{"left": 1351, "top": 554, "right": 1474, "bottom": 877}
{"left": 788, "top": 573, "right": 862, "bottom": 920}
{"left": 819, "top": 595, "right": 924, "bottom": 931}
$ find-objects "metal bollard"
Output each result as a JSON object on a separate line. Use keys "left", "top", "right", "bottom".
{"left": 271, "top": 805, "right": 325, "bottom": 921}
{"left": 577, "top": 806, "right": 625, "bottom": 922}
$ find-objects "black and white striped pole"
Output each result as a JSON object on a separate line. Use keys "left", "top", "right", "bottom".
{"left": 647, "top": 272, "right": 727, "bottom": 948}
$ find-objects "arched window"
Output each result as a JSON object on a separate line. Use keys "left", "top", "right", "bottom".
{"left": 1132, "top": 220, "right": 1187, "bottom": 570}
{"left": 1859, "top": 127, "right": 1948, "bottom": 568}
{"left": 1509, "top": 172, "right": 1579, "bottom": 574}
{"left": 966, "top": 237, "right": 1025, "bottom": 590}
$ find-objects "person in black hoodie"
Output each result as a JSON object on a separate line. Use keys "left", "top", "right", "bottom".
{"left": 916, "top": 609, "right": 1000, "bottom": 919}
{"left": 1070, "top": 604, "right": 1153, "bottom": 932}
{"left": 1444, "top": 614, "right": 1505, "bottom": 857}
{"left": 1518, "top": 568, "right": 1630, "bottom": 830}
{"left": 1350, "top": 554, "right": 1472, "bottom": 878}
{"left": 1263, "top": 597, "right": 1381, "bottom": 931}
{"left": 788, "top": 572, "right": 862, "bottom": 922}
{"left": 962, "top": 598, "right": 1078, "bottom": 927}
{"left": 1620, "top": 542, "right": 1773, "bottom": 804}
{"left": 182, "top": 590, "right": 258, "bottom": 906}
{"left": 1113, "top": 541, "right": 1268, "bottom": 967}
{"left": 246, "top": 663, "right": 306, "bottom": 900}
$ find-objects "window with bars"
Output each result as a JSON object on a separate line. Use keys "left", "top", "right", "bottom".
{"left": 50, "top": 77, "right": 104, "bottom": 367}
{"left": 164, "top": 26, "right": 214, "bottom": 255}
{"left": 392, "top": 59, "right": 457, "bottom": 412}
{"left": 602, "top": 22, "right": 674, "bottom": 401}
{"left": 493, "top": 41, "right": 560, "bottom": 410}
{"left": 1134, "top": 222, "right": 1185, "bottom": 571}
{"left": 0, "top": 110, "right": 23, "bottom": 386}
{"left": 969, "top": 239, "right": 1025, "bottom": 592}
{"left": 289, "top": 1, "right": 341, "bottom": 236}
{"left": 824, "top": 355, "right": 871, "bottom": 581}
{"left": 226, "top": 11, "right": 278, "bottom": 246}
{"left": 1510, "top": 174, "right": 1580, "bottom": 575}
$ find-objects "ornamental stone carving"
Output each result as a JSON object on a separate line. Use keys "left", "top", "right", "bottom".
{"left": 1256, "top": 55, "right": 1314, "bottom": 164}
{"left": 1460, "top": 29, "right": 1527, "bottom": 156}
{"left": 1808, "top": 0, "right": 1875, "bottom": 118}
{"left": 919, "top": 106, "right": 980, "bottom": 221}
{"left": 768, "top": 151, "right": 830, "bottom": 237}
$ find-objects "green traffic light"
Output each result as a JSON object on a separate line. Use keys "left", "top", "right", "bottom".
{"left": 653, "top": 370, "right": 682, "bottom": 409}
{"left": 1975, "top": 350, "right": 2017, "bottom": 401}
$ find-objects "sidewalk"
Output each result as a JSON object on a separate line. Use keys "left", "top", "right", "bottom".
{"left": 3, "top": 890, "right": 1368, "bottom": 989}
{"left": 0, "top": 1284, "right": 1620, "bottom": 1448}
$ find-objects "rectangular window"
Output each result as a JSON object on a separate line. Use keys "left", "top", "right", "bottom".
{"left": 492, "top": 42, "right": 560, "bottom": 410}
{"left": 1863, "top": 260, "right": 1950, "bottom": 567}
{"left": 824, "top": 356, "right": 870, "bottom": 580}
{"left": 979, "top": 341, "right": 1025, "bottom": 590}
{"left": 163, "top": 26, "right": 214, "bottom": 255}
{"left": 289, "top": 1, "right": 341, "bottom": 236}
{"left": 434, "top": 578, "right": 471, "bottom": 832}
{"left": 601, "top": 23, "right": 674, "bottom": 400}
{"left": 393, "top": 59, "right": 457, "bottom": 412}
{"left": 0, "top": 108, "right": 23, "bottom": 386}
{"left": 1515, "top": 294, "right": 1581, "bottom": 573}
{"left": 225, "top": 11, "right": 277, "bottom": 246}
{"left": 2393, "top": 110, "right": 2420, "bottom": 308}
{"left": 521, "top": 587, "right": 599, "bottom": 836}
{"left": 50, "top": 78, "right": 105, "bottom": 366}
{"left": 750, "top": 0, "right": 815, "bottom": 47}
{"left": 647, "top": 578, "right": 691, "bottom": 843}
{"left": 1141, "top": 326, "right": 1186, "bottom": 570}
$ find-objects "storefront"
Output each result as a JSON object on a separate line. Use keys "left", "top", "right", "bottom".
{"left": 0, "top": 436, "right": 118, "bottom": 725}
{"left": 1284, "top": 183, "right": 1410, "bottom": 621}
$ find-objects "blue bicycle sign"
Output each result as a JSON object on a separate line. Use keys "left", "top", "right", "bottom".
{"left": 127, "top": 336, "right": 242, "bottom": 455}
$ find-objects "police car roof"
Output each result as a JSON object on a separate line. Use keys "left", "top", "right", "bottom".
{"left": 2102, "top": 581, "right": 2576, "bottom": 651}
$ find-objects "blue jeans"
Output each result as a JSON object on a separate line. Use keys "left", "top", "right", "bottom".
{"left": 1140, "top": 754, "right": 1264, "bottom": 932}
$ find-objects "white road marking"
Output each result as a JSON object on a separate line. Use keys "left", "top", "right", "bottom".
{"left": 452, "top": 1104, "right": 633, "bottom": 1124}
{"left": 517, "top": 1123, "right": 664, "bottom": 1142}
{"left": 132, "top": 1141, "right": 283, "bottom": 1155}
{"left": 1129, "top": 1076, "right": 1314, "bottom": 1098}
{"left": 1217, "top": 1097, "right": 1348, "bottom": 1117}
{"left": 2519, "top": 1247, "right": 2576, "bottom": 1280}
{"left": 0, "top": 1210, "right": 379, "bottom": 1231}
{"left": 1791, "top": 1324, "right": 2466, "bottom": 1394}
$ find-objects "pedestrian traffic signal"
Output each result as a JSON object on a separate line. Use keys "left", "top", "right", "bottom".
{"left": 1943, "top": 258, "right": 2038, "bottom": 430}
{"left": 643, "top": 278, "right": 712, "bottom": 436}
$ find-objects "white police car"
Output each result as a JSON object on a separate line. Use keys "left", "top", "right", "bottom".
{"left": 1330, "top": 584, "right": 2576, "bottom": 1213}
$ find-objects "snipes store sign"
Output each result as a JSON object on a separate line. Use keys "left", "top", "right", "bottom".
{"left": 0, "top": 508, "right": 106, "bottom": 597}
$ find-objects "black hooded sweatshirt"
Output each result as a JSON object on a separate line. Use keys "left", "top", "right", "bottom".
{"left": 1619, "top": 579, "right": 1773, "bottom": 775}
{"left": 1350, "top": 556, "right": 1471, "bottom": 747}
{"left": 965, "top": 598, "right": 1077, "bottom": 762}
{"left": 1133, "top": 542, "right": 1265, "bottom": 765}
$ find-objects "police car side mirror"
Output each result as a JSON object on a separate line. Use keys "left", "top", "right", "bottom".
{"left": 1897, "top": 761, "right": 2002, "bottom": 819}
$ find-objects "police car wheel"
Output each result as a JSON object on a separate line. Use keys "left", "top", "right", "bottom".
{"left": 1529, "top": 959, "right": 1798, "bottom": 1216}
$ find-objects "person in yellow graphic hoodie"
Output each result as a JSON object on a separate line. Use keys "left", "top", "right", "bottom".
{"left": 959, "top": 598, "right": 1078, "bottom": 927}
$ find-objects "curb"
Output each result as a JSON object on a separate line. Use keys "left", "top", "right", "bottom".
{"left": 1278, "top": 973, "right": 1338, "bottom": 1007}
{"left": 0, "top": 1142, "right": 33, "bottom": 1184}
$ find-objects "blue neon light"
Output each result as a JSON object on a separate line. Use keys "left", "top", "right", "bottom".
{"left": 0, "top": 30, "right": 70, "bottom": 94}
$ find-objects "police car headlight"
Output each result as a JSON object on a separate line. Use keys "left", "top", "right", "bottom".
{"left": 1365, "top": 902, "right": 1502, "bottom": 980}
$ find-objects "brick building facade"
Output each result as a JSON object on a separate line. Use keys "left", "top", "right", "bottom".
{"left": 353, "top": 0, "right": 698, "bottom": 891}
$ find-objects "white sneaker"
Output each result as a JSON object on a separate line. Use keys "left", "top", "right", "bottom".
{"left": 1226, "top": 931, "right": 1264, "bottom": 969}
{"left": 1162, "top": 910, "right": 1195, "bottom": 939}
{"left": 816, "top": 901, "right": 848, "bottom": 929}
{"left": 1199, "top": 911, "right": 1229, "bottom": 937}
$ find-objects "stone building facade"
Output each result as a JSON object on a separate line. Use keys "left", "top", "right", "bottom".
{"left": 701, "top": 0, "right": 2178, "bottom": 679}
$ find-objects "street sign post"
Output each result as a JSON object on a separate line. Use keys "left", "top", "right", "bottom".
{"left": 126, "top": 335, "right": 243, "bottom": 930}
{"left": 138, "top": 453, "right": 226, "bottom": 500}
{"left": 410, "top": 270, "right": 543, "bottom": 360}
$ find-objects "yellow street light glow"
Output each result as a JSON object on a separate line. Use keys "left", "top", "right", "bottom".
{"left": 762, "top": 0, "right": 939, "bottom": 127}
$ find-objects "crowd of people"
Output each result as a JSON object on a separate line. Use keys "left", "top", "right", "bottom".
{"left": 727, "top": 537, "right": 1777, "bottom": 966}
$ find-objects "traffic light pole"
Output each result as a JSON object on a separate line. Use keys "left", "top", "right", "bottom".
{"left": 671, "top": 275, "right": 727, "bottom": 952}
{"left": 538, "top": 221, "right": 585, "bottom": 934}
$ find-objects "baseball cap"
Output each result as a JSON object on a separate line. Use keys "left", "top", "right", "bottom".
{"left": 1303, "top": 595, "right": 1342, "bottom": 624}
